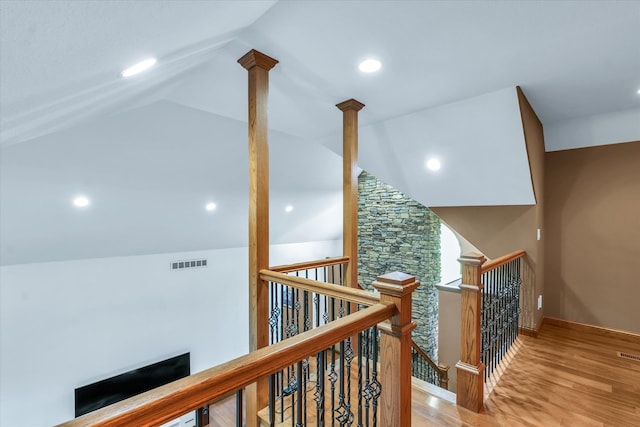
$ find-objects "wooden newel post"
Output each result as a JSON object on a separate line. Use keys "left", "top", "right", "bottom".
{"left": 238, "top": 49, "right": 278, "bottom": 427}
{"left": 373, "top": 272, "right": 419, "bottom": 427}
{"left": 456, "top": 253, "right": 486, "bottom": 412}
{"left": 336, "top": 98, "right": 365, "bottom": 290}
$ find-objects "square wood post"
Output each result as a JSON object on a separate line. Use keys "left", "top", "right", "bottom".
{"left": 238, "top": 49, "right": 278, "bottom": 427}
{"left": 336, "top": 98, "right": 365, "bottom": 291}
{"left": 456, "top": 253, "right": 486, "bottom": 412}
{"left": 373, "top": 272, "right": 420, "bottom": 427}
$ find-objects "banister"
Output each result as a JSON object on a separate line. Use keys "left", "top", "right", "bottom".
{"left": 57, "top": 302, "right": 395, "bottom": 427}
{"left": 260, "top": 269, "right": 381, "bottom": 306}
{"left": 481, "top": 249, "right": 525, "bottom": 273}
{"left": 411, "top": 339, "right": 449, "bottom": 378}
{"left": 269, "top": 256, "right": 350, "bottom": 273}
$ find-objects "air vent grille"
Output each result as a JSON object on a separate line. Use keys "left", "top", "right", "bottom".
{"left": 617, "top": 351, "right": 640, "bottom": 362}
{"left": 171, "top": 259, "right": 207, "bottom": 270}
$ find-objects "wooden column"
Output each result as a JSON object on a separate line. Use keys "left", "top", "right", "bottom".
{"left": 238, "top": 49, "right": 278, "bottom": 427}
{"left": 456, "top": 253, "right": 486, "bottom": 412}
{"left": 373, "top": 272, "right": 419, "bottom": 427}
{"left": 336, "top": 99, "right": 365, "bottom": 289}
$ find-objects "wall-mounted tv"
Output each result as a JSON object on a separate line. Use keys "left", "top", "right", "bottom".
{"left": 75, "top": 352, "right": 190, "bottom": 418}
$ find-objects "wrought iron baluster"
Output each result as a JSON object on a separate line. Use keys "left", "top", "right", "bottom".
{"left": 269, "top": 375, "right": 275, "bottom": 427}
{"left": 236, "top": 389, "right": 243, "bottom": 427}
{"left": 296, "top": 360, "right": 303, "bottom": 427}
{"left": 329, "top": 339, "right": 337, "bottom": 427}
{"left": 370, "top": 327, "right": 381, "bottom": 427}
{"left": 315, "top": 350, "right": 326, "bottom": 426}
{"left": 357, "top": 331, "right": 363, "bottom": 427}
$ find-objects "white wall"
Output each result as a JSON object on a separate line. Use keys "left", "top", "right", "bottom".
{"left": 544, "top": 108, "right": 640, "bottom": 152}
{"left": 0, "top": 239, "right": 340, "bottom": 427}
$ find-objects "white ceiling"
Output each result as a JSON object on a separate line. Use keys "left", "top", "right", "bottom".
{"left": 1, "top": 1, "right": 639, "bottom": 265}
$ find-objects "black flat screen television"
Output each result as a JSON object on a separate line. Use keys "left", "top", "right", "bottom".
{"left": 74, "top": 352, "right": 190, "bottom": 418}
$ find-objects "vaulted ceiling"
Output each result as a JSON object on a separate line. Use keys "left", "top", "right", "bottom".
{"left": 1, "top": 1, "right": 639, "bottom": 265}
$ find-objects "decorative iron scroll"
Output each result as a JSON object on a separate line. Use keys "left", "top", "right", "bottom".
{"left": 265, "top": 262, "right": 382, "bottom": 426}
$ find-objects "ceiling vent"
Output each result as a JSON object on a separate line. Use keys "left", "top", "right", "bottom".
{"left": 171, "top": 259, "right": 208, "bottom": 271}
{"left": 617, "top": 351, "right": 640, "bottom": 362}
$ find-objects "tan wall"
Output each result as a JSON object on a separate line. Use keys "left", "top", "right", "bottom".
{"left": 437, "top": 287, "right": 461, "bottom": 391}
{"left": 517, "top": 87, "right": 545, "bottom": 328}
{"left": 432, "top": 205, "right": 539, "bottom": 330}
{"left": 544, "top": 141, "right": 640, "bottom": 333}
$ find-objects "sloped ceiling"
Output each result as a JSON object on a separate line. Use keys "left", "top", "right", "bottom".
{"left": 1, "top": 1, "right": 639, "bottom": 265}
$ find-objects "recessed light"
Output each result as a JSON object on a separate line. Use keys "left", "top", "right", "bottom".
{"left": 73, "top": 196, "right": 90, "bottom": 208}
{"left": 285, "top": 205, "right": 294, "bottom": 213}
{"left": 359, "top": 59, "right": 381, "bottom": 73}
{"left": 426, "top": 159, "right": 441, "bottom": 171}
{"left": 205, "top": 202, "right": 217, "bottom": 211}
{"left": 637, "top": 88, "right": 640, "bottom": 95}
{"left": 121, "top": 58, "right": 157, "bottom": 78}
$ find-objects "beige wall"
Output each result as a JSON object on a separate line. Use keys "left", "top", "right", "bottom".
{"left": 544, "top": 141, "right": 640, "bottom": 333}
{"left": 517, "top": 87, "right": 545, "bottom": 329}
{"left": 437, "top": 287, "right": 461, "bottom": 391}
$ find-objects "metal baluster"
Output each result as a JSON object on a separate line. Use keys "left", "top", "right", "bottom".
{"left": 357, "top": 331, "right": 363, "bottom": 427}
{"left": 346, "top": 338, "right": 353, "bottom": 424}
{"left": 296, "top": 361, "right": 303, "bottom": 427}
{"left": 364, "top": 328, "right": 370, "bottom": 427}
{"left": 236, "top": 389, "right": 243, "bottom": 427}
{"left": 330, "top": 334, "right": 337, "bottom": 427}
{"left": 269, "top": 375, "right": 275, "bottom": 427}
{"left": 371, "top": 327, "right": 381, "bottom": 427}
{"left": 316, "top": 350, "right": 326, "bottom": 427}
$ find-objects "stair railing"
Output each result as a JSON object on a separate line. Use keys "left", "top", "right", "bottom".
{"left": 480, "top": 250, "right": 524, "bottom": 381}
{"left": 456, "top": 250, "right": 525, "bottom": 413}
{"left": 411, "top": 340, "right": 449, "bottom": 389}
{"left": 57, "top": 269, "right": 418, "bottom": 427}
{"left": 259, "top": 264, "right": 418, "bottom": 426}
{"left": 350, "top": 274, "right": 449, "bottom": 391}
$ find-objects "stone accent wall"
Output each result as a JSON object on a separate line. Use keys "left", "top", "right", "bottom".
{"left": 358, "top": 171, "right": 441, "bottom": 359}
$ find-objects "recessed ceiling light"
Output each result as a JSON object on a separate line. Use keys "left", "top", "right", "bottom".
{"left": 205, "top": 202, "right": 217, "bottom": 211}
{"left": 73, "top": 196, "right": 90, "bottom": 208}
{"left": 285, "top": 205, "right": 294, "bottom": 213}
{"left": 426, "top": 159, "right": 441, "bottom": 171}
{"left": 121, "top": 58, "right": 157, "bottom": 78}
{"left": 637, "top": 88, "right": 640, "bottom": 95}
{"left": 359, "top": 59, "right": 381, "bottom": 73}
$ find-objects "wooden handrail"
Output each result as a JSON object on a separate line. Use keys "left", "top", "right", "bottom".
{"left": 57, "top": 302, "right": 396, "bottom": 427}
{"left": 269, "top": 256, "right": 350, "bottom": 273}
{"left": 481, "top": 249, "right": 525, "bottom": 273}
{"left": 260, "top": 269, "right": 381, "bottom": 306}
{"left": 411, "top": 340, "right": 449, "bottom": 389}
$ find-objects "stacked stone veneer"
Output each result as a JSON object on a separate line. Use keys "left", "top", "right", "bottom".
{"left": 358, "top": 171, "right": 441, "bottom": 359}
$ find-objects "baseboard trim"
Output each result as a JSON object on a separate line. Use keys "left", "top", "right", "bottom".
{"left": 542, "top": 316, "right": 640, "bottom": 343}
{"left": 518, "top": 326, "right": 538, "bottom": 338}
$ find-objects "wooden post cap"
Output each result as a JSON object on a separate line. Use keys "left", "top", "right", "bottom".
{"left": 458, "top": 252, "right": 486, "bottom": 266}
{"left": 372, "top": 271, "right": 420, "bottom": 297}
{"left": 336, "top": 98, "right": 365, "bottom": 112}
{"left": 238, "top": 49, "right": 279, "bottom": 71}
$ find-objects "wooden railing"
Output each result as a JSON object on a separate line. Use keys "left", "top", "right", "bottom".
{"left": 57, "top": 303, "right": 394, "bottom": 427}
{"left": 411, "top": 340, "right": 449, "bottom": 389}
{"left": 480, "top": 250, "right": 524, "bottom": 380}
{"left": 456, "top": 250, "right": 525, "bottom": 413}
{"left": 269, "top": 256, "right": 350, "bottom": 274}
{"left": 58, "top": 269, "right": 418, "bottom": 427}
{"left": 260, "top": 261, "right": 419, "bottom": 426}
{"left": 481, "top": 249, "right": 526, "bottom": 273}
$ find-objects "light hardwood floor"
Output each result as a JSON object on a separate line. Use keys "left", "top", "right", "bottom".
{"left": 207, "top": 323, "right": 640, "bottom": 426}
{"left": 414, "top": 323, "right": 640, "bottom": 426}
